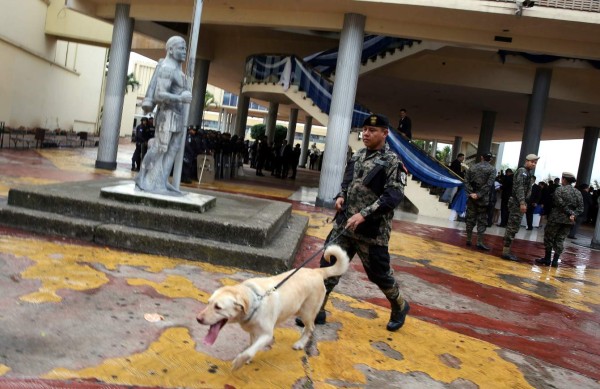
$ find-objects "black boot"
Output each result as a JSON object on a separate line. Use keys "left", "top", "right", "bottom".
{"left": 535, "top": 249, "right": 552, "bottom": 266}
{"left": 466, "top": 231, "right": 472, "bottom": 246}
{"left": 387, "top": 297, "right": 410, "bottom": 332}
{"left": 476, "top": 236, "right": 490, "bottom": 251}
{"left": 295, "top": 293, "right": 329, "bottom": 327}
{"left": 551, "top": 252, "right": 560, "bottom": 268}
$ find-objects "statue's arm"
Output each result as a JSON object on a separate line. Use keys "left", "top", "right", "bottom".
{"left": 155, "top": 68, "right": 192, "bottom": 104}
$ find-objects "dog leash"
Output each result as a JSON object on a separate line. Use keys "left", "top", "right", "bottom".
{"left": 241, "top": 226, "right": 348, "bottom": 324}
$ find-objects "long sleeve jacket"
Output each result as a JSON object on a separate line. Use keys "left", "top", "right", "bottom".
{"left": 465, "top": 161, "right": 496, "bottom": 206}
{"left": 549, "top": 185, "right": 584, "bottom": 224}
{"left": 511, "top": 167, "right": 534, "bottom": 206}
{"left": 335, "top": 143, "right": 406, "bottom": 245}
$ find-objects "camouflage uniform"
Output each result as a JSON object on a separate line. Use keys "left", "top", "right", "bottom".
{"left": 543, "top": 184, "right": 583, "bottom": 258}
{"left": 503, "top": 166, "right": 534, "bottom": 249}
{"left": 322, "top": 142, "right": 406, "bottom": 302}
{"left": 464, "top": 160, "right": 496, "bottom": 243}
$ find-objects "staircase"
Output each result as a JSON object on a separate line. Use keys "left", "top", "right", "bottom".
{"left": 241, "top": 39, "right": 458, "bottom": 218}
{"left": 402, "top": 178, "right": 452, "bottom": 218}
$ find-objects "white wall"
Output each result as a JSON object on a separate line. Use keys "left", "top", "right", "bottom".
{"left": 0, "top": 0, "right": 106, "bottom": 131}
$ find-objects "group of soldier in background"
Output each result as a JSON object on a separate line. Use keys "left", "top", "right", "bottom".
{"left": 180, "top": 127, "right": 248, "bottom": 183}
{"left": 132, "top": 121, "right": 249, "bottom": 183}
{"left": 464, "top": 152, "right": 586, "bottom": 267}
{"left": 248, "top": 138, "right": 304, "bottom": 178}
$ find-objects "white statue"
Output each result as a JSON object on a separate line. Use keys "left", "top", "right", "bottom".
{"left": 136, "top": 36, "right": 192, "bottom": 195}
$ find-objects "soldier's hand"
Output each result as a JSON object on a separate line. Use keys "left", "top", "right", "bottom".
{"left": 346, "top": 213, "right": 365, "bottom": 231}
{"left": 469, "top": 193, "right": 478, "bottom": 200}
{"left": 520, "top": 204, "right": 527, "bottom": 213}
{"left": 335, "top": 197, "right": 345, "bottom": 211}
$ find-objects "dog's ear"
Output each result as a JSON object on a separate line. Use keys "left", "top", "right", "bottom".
{"left": 233, "top": 291, "right": 250, "bottom": 314}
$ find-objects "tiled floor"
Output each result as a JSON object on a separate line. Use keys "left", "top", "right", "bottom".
{"left": 0, "top": 142, "right": 599, "bottom": 388}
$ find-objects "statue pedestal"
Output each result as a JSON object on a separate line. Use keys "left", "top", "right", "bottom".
{"left": 0, "top": 178, "right": 307, "bottom": 273}
{"left": 100, "top": 181, "right": 216, "bottom": 213}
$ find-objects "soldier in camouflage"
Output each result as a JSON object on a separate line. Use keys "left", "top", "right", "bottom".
{"left": 535, "top": 172, "right": 583, "bottom": 267}
{"left": 296, "top": 114, "right": 409, "bottom": 332}
{"left": 501, "top": 153, "right": 539, "bottom": 261}
{"left": 464, "top": 152, "right": 497, "bottom": 250}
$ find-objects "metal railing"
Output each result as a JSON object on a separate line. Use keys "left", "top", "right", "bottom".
{"left": 244, "top": 54, "right": 371, "bottom": 128}
{"left": 489, "top": 0, "right": 600, "bottom": 12}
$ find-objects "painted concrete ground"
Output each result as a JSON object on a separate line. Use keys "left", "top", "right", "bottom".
{"left": 0, "top": 144, "right": 599, "bottom": 389}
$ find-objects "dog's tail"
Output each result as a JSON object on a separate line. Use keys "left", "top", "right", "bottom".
{"left": 318, "top": 244, "right": 350, "bottom": 279}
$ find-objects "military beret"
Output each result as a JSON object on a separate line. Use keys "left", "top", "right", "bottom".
{"left": 483, "top": 152, "right": 494, "bottom": 161}
{"left": 525, "top": 154, "right": 540, "bottom": 161}
{"left": 562, "top": 172, "right": 576, "bottom": 179}
{"left": 363, "top": 114, "right": 389, "bottom": 128}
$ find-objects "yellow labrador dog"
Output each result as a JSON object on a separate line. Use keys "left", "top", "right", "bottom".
{"left": 197, "top": 244, "right": 349, "bottom": 370}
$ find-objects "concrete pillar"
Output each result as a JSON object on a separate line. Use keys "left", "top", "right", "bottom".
{"left": 477, "top": 110, "right": 496, "bottom": 155}
{"left": 217, "top": 108, "right": 224, "bottom": 132}
{"left": 300, "top": 116, "right": 313, "bottom": 168}
{"left": 95, "top": 4, "right": 133, "bottom": 170}
{"left": 316, "top": 13, "right": 365, "bottom": 208}
{"left": 495, "top": 143, "right": 505, "bottom": 172}
{"left": 287, "top": 108, "right": 298, "bottom": 145}
{"left": 234, "top": 93, "right": 250, "bottom": 139}
{"left": 265, "top": 102, "right": 279, "bottom": 144}
{"left": 188, "top": 59, "right": 210, "bottom": 127}
{"left": 430, "top": 139, "right": 438, "bottom": 158}
{"left": 577, "top": 126, "right": 599, "bottom": 186}
{"left": 228, "top": 113, "right": 236, "bottom": 133}
{"left": 519, "top": 68, "right": 552, "bottom": 165}
{"left": 452, "top": 136, "right": 462, "bottom": 160}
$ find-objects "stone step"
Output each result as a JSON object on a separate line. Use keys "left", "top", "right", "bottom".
{"left": 0, "top": 179, "right": 309, "bottom": 274}
{"left": 6, "top": 179, "right": 292, "bottom": 247}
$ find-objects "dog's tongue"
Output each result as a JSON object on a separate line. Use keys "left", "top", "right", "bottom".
{"left": 203, "top": 319, "right": 226, "bottom": 346}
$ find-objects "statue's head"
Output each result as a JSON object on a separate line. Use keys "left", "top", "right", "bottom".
{"left": 166, "top": 36, "right": 187, "bottom": 62}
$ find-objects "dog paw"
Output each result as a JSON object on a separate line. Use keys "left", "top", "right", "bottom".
{"left": 232, "top": 354, "right": 251, "bottom": 370}
{"left": 292, "top": 341, "right": 306, "bottom": 350}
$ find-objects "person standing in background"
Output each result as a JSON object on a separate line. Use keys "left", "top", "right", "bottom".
{"left": 568, "top": 183, "right": 593, "bottom": 239}
{"left": 536, "top": 172, "right": 583, "bottom": 267}
{"left": 498, "top": 169, "right": 513, "bottom": 227}
{"left": 397, "top": 108, "right": 412, "bottom": 140}
{"left": 464, "top": 152, "right": 496, "bottom": 250}
{"left": 501, "top": 154, "right": 539, "bottom": 261}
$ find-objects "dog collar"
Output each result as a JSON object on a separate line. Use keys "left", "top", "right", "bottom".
{"left": 241, "top": 283, "right": 269, "bottom": 324}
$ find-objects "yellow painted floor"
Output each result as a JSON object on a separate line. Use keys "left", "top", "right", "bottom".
{"left": 0, "top": 143, "right": 599, "bottom": 388}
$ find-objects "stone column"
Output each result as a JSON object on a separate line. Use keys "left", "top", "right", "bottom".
{"left": 577, "top": 126, "right": 599, "bottom": 186}
{"left": 188, "top": 59, "right": 210, "bottom": 127}
{"left": 519, "top": 68, "right": 552, "bottom": 164}
{"left": 430, "top": 139, "right": 438, "bottom": 158}
{"left": 477, "top": 110, "right": 496, "bottom": 155}
{"left": 287, "top": 108, "right": 298, "bottom": 145}
{"left": 265, "top": 102, "right": 279, "bottom": 144}
{"left": 228, "top": 113, "right": 236, "bottom": 133}
{"left": 495, "top": 143, "right": 505, "bottom": 171}
{"left": 452, "top": 136, "right": 462, "bottom": 160}
{"left": 95, "top": 4, "right": 133, "bottom": 170}
{"left": 316, "top": 13, "right": 365, "bottom": 208}
{"left": 217, "top": 108, "right": 224, "bottom": 132}
{"left": 300, "top": 116, "right": 313, "bottom": 168}
{"left": 234, "top": 93, "right": 250, "bottom": 139}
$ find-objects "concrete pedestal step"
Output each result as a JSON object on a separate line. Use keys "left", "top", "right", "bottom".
{"left": 0, "top": 179, "right": 308, "bottom": 273}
